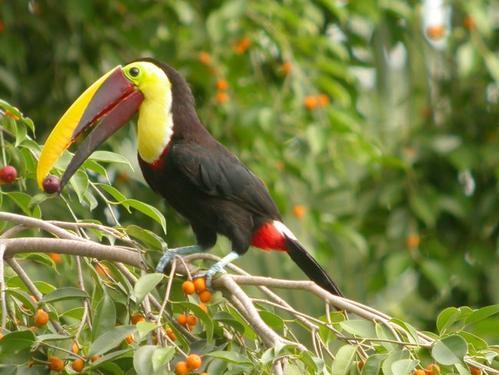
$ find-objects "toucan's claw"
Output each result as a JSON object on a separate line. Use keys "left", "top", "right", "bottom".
{"left": 197, "top": 251, "right": 240, "bottom": 290}
{"left": 155, "top": 244, "right": 203, "bottom": 273}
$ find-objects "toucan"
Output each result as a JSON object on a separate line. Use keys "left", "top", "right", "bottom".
{"left": 37, "top": 58, "right": 343, "bottom": 296}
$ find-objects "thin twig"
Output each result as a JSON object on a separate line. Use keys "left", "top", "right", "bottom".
{"left": 6, "top": 257, "right": 65, "bottom": 333}
{"left": 0, "top": 243, "right": 7, "bottom": 330}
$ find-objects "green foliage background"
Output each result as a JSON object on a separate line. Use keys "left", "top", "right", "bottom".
{"left": 0, "top": 1, "right": 498, "bottom": 371}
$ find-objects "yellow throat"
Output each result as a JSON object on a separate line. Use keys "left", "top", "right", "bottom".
{"left": 134, "top": 62, "right": 173, "bottom": 163}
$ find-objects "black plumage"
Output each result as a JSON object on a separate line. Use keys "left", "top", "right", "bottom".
{"left": 137, "top": 59, "right": 343, "bottom": 296}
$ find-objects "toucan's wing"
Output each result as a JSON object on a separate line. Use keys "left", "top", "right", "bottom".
{"left": 169, "top": 142, "right": 280, "bottom": 218}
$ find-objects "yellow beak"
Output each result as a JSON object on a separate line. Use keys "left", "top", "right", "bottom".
{"left": 37, "top": 66, "right": 144, "bottom": 191}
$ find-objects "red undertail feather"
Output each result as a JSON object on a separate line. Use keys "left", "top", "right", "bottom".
{"left": 252, "top": 221, "right": 343, "bottom": 296}
{"left": 251, "top": 222, "right": 287, "bottom": 251}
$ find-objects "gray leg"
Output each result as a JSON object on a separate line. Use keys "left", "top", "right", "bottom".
{"left": 155, "top": 244, "right": 203, "bottom": 273}
{"left": 200, "top": 251, "right": 240, "bottom": 289}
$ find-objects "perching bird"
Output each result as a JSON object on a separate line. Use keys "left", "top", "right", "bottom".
{"left": 37, "top": 58, "right": 343, "bottom": 296}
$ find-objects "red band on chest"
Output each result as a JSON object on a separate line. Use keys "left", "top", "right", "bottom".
{"left": 150, "top": 143, "right": 172, "bottom": 170}
{"left": 251, "top": 222, "right": 287, "bottom": 252}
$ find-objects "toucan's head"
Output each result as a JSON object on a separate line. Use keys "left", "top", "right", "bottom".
{"left": 37, "top": 59, "right": 193, "bottom": 192}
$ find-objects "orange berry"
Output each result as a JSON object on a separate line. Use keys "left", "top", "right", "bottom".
{"left": 292, "top": 204, "right": 306, "bottom": 219}
{"left": 304, "top": 96, "right": 318, "bottom": 110}
{"left": 470, "top": 367, "right": 481, "bottom": 375}
{"left": 175, "top": 361, "right": 189, "bottom": 375}
{"left": 357, "top": 360, "right": 365, "bottom": 369}
{"left": 71, "top": 358, "right": 84, "bottom": 372}
{"left": 463, "top": 16, "right": 475, "bottom": 30}
{"left": 186, "top": 354, "right": 202, "bottom": 370}
{"left": 125, "top": 334, "right": 134, "bottom": 344}
{"left": 216, "top": 79, "right": 228, "bottom": 90}
{"left": 280, "top": 62, "right": 292, "bottom": 75}
{"left": 176, "top": 314, "right": 188, "bottom": 326}
{"left": 198, "top": 303, "right": 208, "bottom": 314}
{"left": 90, "top": 354, "right": 102, "bottom": 362}
{"left": 131, "top": 313, "right": 145, "bottom": 324}
{"left": 317, "top": 94, "right": 329, "bottom": 107}
{"left": 199, "top": 51, "right": 211, "bottom": 65}
{"left": 193, "top": 278, "right": 207, "bottom": 294}
{"left": 48, "top": 252, "right": 62, "bottom": 264}
{"left": 426, "top": 25, "right": 445, "bottom": 40}
{"left": 406, "top": 233, "right": 420, "bottom": 249}
{"left": 233, "top": 37, "right": 251, "bottom": 54}
{"left": 34, "top": 309, "right": 49, "bottom": 327}
{"left": 414, "top": 370, "right": 426, "bottom": 375}
{"left": 166, "top": 327, "right": 177, "bottom": 341}
{"left": 199, "top": 290, "right": 212, "bottom": 303}
{"left": 71, "top": 341, "right": 79, "bottom": 354}
{"left": 186, "top": 314, "right": 198, "bottom": 327}
{"left": 201, "top": 373, "right": 208, "bottom": 375}
{"left": 48, "top": 356, "right": 64, "bottom": 372}
{"left": 182, "top": 280, "right": 196, "bottom": 295}
{"left": 425, "top": 363, "right": 440, "bottom": 374}
{"left": 95, "top": 263, "right": 110, "bottom": 277}
{"left": 216, "top": 91, "right": 229, "bottom": 104}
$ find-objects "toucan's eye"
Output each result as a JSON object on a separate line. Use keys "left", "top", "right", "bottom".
{"left": 129, "top": 67, "right": 140, "bottom": 77}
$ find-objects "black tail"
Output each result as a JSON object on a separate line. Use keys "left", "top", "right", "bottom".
{"left": 285, "top": 236, "right": 343, "bottom": 297}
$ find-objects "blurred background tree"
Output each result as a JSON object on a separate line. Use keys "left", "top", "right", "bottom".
{"left": 1, "top": 0, "right": 497, "bottom": 337}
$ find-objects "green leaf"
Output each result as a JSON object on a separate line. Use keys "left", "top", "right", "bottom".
{"left": 93, "top": 292, "right": 117, "bottom": 340}
{"left": 465, "top": 305, "right": 499, "bottom": 326}
{"left": 151, "top": 347, "right": 175, "bottom": 372}
{"left": 458, "top": 332, "right": 488, "bottom": 351}
{"left": 0, "top": 330, "right": 36, "bottom": 365}
{"left": 84, "top": 349, "right": 132, "bottom": 370}
{"left": 125, "top": 225, "right": 164, "bottom": 251}
{"left": 70, "top": 169, "right": 89, "bottom": 204}
{"left": 205, "top": 350, "right": 252, "bottom": 366}
{"left": 437, "top": 307, "right": 462, "bottom": 334}
{"left": 361, "top": 354, "right": 386, "bottom": 375}
{"left": 15, "top": 119, "right": 27, "bottom": 147}
{"left": 89, "top": 150, "right": 133, "bottom": 170}
{"left": 340, "top": 320, "right": 376, "bottom": 337}
{"left": 124, "top": 199, "right": 167, "bottom": 233}
{"left": 3, "top": 192, "right": 32, "bottom": 216}
{"left": 390, "top": 359, "right": 417, "bottom": 375}
{"left": 431, "top": 335, "right": 468, "bottom": 365}
{"left": 259, "top": 309, "right": 285, "bottom": 330}
{"left": 133, "top": 273, "right": 164, "bottom": 304}
{"left": 89, "top": 325, "right": 136, "bottom": 356}
{"left": 133, "top": 345, "right": 156, "bottom": 375}
{"left": 41, "top": 287, "right": 88, "bottom": 303}
{"left": 331, "top": 344, "right": 357, "bottom": 375}
{"left": 381, "top": 350, "right": 410, "bottom": 375}
{"left": 96, "top": 183, "right": 128, "bottom": 204}
{"left": 136, "top": 321, "right": 158, "bottom": 339}
{"left": 36, "top": 334, "right": 72, "bottom": 342}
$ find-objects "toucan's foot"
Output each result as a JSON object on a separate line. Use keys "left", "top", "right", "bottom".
{"left": 197, "top": 251, "right": 240, "bottom": 289}
{"left": 155, "top": 244, "right": 203, "bottom": 273}
{"left": 196, "top": 265, "right": 226, "bottom": 290}
{"left": 155, "top": 251, "right": 175, "bottom": 273}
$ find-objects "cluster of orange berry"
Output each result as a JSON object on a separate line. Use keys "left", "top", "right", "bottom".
{"left": 45, "top": 341, "right": 86, "bottom": 372}
{"left": 413, "top": 364, "right": 440, "bottom": 375}
{"left": 175, "top": 354, "right": 206, "bottom": 375}
{"left": 304, "top": 94, "right": 329, "bottom": 110}
{"left": 215, "top": 79, "right": 229, "bottom": 104}
{"left": 176, "top": 278, "right": 211, "bottom": 331}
